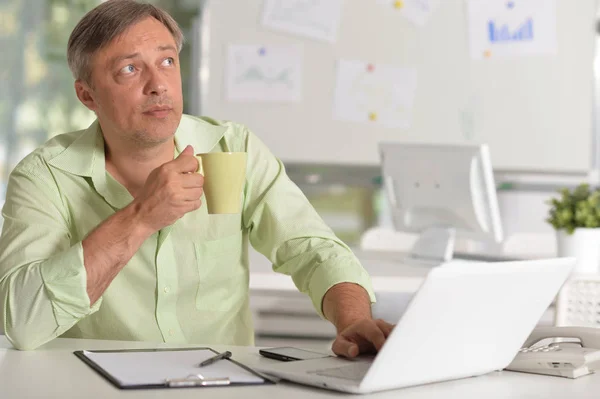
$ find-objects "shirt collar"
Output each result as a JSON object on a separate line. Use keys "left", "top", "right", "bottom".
{"left": 174, "top": 114, "right": 228, "bottom": 157}
{"left": 47, "top": 119, "right": 103, "bottom": 178}
{"left": 48, "top": 114, "right": 228, "bottom": 178}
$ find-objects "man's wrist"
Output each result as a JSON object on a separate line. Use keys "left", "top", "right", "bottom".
{"left": 322, "top": 282, "right": 373, "bottom": 332}
{"left": 121, "top": 201, "right": 156, "bottom": 240}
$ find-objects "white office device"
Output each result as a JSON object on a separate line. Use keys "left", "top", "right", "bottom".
{"left": 256, "top": 258, "right": 575, "bottom": 394}
{"left": 506, "top": 326, "right": 600, "bottom": 378}
{"left": 379, "top": 142, "right": 503, "bottom": 263}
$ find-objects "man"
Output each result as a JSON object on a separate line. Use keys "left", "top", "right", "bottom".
{"left": 0, "top": 0, "right": 393, "bottom": 354}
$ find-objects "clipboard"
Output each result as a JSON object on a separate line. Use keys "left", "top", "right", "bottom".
{"left": 74, "top": 347, "right": 275, "bottom": 389}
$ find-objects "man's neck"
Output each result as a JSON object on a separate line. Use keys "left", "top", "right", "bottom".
{"left": 104, "top": 137, "right": 175, "bottom": 198}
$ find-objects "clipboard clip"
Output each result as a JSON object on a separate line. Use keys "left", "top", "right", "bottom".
{"left": 166, "top": 373, "right": 231, "bottom": 387}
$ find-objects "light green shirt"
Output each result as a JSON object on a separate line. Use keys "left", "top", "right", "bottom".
{"left": 0, "top": 114, "right": 375, "bottom": 350}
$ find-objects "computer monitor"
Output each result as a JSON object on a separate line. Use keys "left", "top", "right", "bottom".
{"left": 378, "top": 142, "right": 503, "bottom": 262}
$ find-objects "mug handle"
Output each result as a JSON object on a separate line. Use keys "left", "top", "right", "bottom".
{"left": 195, "top": 155, "right": 204, "bottom": 175}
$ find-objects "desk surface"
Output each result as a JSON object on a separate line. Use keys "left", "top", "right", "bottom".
{"left": 1, "top": 336, "right": 599, "bottom": 399}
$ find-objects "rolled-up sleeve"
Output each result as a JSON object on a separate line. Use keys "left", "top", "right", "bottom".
{"left": 241, "top": 128, "right": 376, "bottom": 317}
{"left": 0, "top": 162, "right": 101, "bottom": 350}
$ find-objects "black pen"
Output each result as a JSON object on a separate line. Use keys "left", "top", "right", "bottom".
{"left": 198, "top": 351, "right": 232, "bottom": 367}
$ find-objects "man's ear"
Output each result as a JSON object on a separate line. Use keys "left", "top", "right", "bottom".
{"left": 74, "top": 79, "right": 97, "bottom": 112}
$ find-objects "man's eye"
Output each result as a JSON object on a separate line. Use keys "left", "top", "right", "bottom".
{"left": 120, "top": 64, "right": 135, "bottom": 74}
{"left": 162, "top": 57, "right": 175, "bottom": 66}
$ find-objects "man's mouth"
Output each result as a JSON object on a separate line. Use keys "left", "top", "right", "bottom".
{"left": 143, "top": 106, "right": 173, "bottom": 118}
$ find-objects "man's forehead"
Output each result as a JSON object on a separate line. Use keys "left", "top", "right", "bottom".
{"left": 111, "top": 17, "right": 175, "bottom": 49}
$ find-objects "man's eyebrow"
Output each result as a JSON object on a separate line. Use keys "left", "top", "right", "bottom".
{"left": 109, "top": 52, "right": 140, "bottom": 68}
{"left": 157, "top": 45, "right": 177, "bottom": 52}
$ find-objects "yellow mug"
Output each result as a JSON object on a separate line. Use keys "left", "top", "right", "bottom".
{"left": 195, "top": 152, "right": 247, "bottom": 214}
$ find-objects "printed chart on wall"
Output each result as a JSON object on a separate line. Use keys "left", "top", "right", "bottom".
{"left": 467, "top": 0, "right": 557, "bottom": 60}
{"left": 226, "top": 45, "right": 303, "bottom": 102}
{"left": 333, "top": 60, "right": 418, "bottom": 129}
{"left": 376, "top": 0, "right": 441, "bottom": 26}
{"left": 261, "top": 0, "right": 344, "bottom": 43}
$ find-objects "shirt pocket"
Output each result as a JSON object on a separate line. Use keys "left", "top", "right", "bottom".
{"left": 194, "top": 229, "right": 247, "bottom": 312}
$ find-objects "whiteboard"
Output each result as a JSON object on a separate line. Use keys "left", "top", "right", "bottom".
{"left": 198, "top": 0, "right": 597, "bottom": 172}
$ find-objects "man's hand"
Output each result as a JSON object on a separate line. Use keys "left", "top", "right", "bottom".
{"left": 332, "top": 318, "right": 395, "bottom": 358}
{"left": 322, "top": 282, "right": 395, "bottom": 358}
{"left": 132, "top": 145, "right": 203, "bottom": 233}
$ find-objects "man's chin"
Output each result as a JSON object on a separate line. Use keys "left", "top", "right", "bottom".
{"left": 137, "top": 131, "right": 176, "bottom": 146}
{"left": 132, "top": 124, "right": 180, "bottom": 147}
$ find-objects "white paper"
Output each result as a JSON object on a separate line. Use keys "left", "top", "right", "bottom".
{"left": 377, "top": 0, "right": 440, "bottom": 26}
{"left": 227, "top": 45, "right": 302, "bottom": 102}
{"left": 333, "top": 60, "right": 418, "bottom": 129}
{"left": 261, "top": 0, "right": 343, "bottom": 43}
{"left": 467, "top": 0, "right": 557, "bottom": 60}
{"left": 82, "top": 350, "right": 263, "bottom": 386}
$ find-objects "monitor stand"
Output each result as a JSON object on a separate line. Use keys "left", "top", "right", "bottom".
{"left": 409, "top": 227, "right": 456, "bottom": 263}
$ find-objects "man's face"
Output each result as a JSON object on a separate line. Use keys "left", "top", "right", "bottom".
{"left": 77, "top": 17, "right": 183, "bottom": 147}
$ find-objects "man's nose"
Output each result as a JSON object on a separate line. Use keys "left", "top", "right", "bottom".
{"left": 144, "top": 68, "right": 167, "bottom": 95}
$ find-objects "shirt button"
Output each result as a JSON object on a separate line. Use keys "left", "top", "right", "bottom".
{"left": 169, "top": 329, "right": 174, "bottom": 336}
{"left": 164, "top": 286, "right": 170, "bottom": 294}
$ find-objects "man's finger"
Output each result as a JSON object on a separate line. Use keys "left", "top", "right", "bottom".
{"left": 173, "top": 153, "right": 200, "bottom": 173}
{"left": 359, "top": 322, "right": 386, "bottom": 351}
{"left": 332, "top": 336, "right": 359, "bottom": 358}
{"left": 181, "top": 172, "right": 204, "bottom": 188}
{"left": 375, "top": 319, "right": 394, "bottom": 338}
{"left": 181, "top": 187, "right": 204, "bottom": 201}
{"left": 184, "top": 198, "right": 202, "bottom": 213}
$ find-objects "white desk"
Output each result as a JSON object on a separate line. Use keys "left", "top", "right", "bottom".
{"left": 248, "top": 250, "right": 556, "bottom": 337}
{"left": 248, "top": 248, "right": 525, "bottom": 294}
{"left": 248, "top": 250, "right": 430, "bottom": 337}
{"left": 1, "top": 336, "right": 599, "bottom": 399}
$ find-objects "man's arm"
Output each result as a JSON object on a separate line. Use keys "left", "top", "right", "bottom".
{"left": 323, "top": 282, "right": 394, "bottom": 357}
{"left": 0, "top": 146, "right": 201, "bottom": 349}
{"left": 235, "top": 126, "right": 391, "bottom": 356}
{"left": 81, "top": 205, "right": 152, "bottom": 304}
{"left": 322, "top": 282, "right": 372, "bottom": 331}
{"left": 82, "top": 146, "right": 200, "bottom": 304}
{"left": 0, "top": 162, "right": 94, "bottom": 350}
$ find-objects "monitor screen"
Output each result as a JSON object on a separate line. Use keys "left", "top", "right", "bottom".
{"left": 379, "top": 142, "right": 503, "bottom": 261}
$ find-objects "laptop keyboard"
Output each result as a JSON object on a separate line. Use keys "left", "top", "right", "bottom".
{"left": 308, "top": 362, "right": 371, "bottom": 381}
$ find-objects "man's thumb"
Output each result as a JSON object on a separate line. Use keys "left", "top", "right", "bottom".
{"left": 180, "top": 145, "right": 194, "bottom": 155}
{"left": 332, "top": 337, "right": 359, "bottom": 358}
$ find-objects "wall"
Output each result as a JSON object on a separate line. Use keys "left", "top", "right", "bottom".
{"left": 199, "top": 0, "right": 598, "bottom": 172}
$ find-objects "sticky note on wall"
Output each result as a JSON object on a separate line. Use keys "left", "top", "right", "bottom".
{"left": 377, "top": 0, "right": 441, "bottom": 26}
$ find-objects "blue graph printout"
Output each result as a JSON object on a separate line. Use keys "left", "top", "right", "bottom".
{"left": 467, "top": 0, "right": 556, "bottom": 59}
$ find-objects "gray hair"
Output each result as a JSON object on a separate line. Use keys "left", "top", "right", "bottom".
{"left": 67, "top": 0, "right": 184, "bottom": 84}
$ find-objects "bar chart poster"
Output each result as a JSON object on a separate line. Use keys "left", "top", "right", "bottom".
{"left": 467, "top": 0, "right": 557, "bottom": 60}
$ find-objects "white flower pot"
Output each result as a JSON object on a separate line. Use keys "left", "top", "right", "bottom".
{"left": 556, "top": 228, "right": 600, "bottom": 274}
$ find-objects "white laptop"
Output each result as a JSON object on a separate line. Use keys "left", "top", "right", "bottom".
{"left": 256, "top": 258, "right": 575, "bottom": 394}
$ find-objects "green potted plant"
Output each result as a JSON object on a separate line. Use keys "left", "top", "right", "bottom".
{"left": 547, "top": 183, "right": 600, "bottom": 274}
